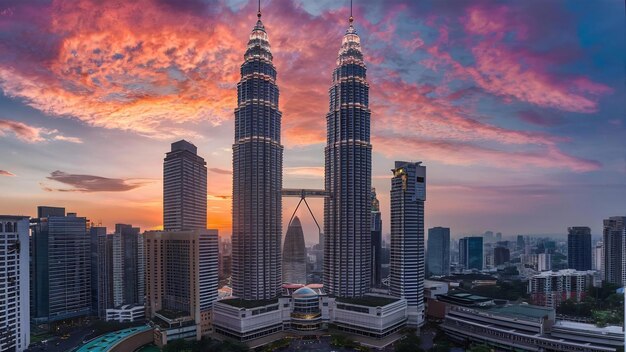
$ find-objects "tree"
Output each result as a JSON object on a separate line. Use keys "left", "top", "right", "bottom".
{"left": 469, "top": 344, "right": 491, "bottom": 352}
{"left": 394, "top": 334, "right": 423, "bottom": 352}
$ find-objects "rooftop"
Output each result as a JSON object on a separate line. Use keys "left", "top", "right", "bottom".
{"left": 155, "top": 309, "right": 189, "bottom": 320}
{"left": 218, "top": 298, "right": 278, "bottom": 309}
{"left": 336, "top": 295, "right": 399, "bottom": 307}
{"left": 553, "top": 320, "right": 624, "bottom": 335}
{"left": 485, "top": 304, "right": 553, "bottom": 320}
{"left": 76, "top": 325, "right": 151, "bottom": 352}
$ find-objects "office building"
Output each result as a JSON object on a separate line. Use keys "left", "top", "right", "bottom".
{"left": 603, "top": 216, "right": 626, "bottom": 285}
{"left": 567, "top": 226, "right": 591, "bottom": 271}
{"left": 516, "top": 235, "right": 525, "bottom": 250}
{"left": 459, "top": 237, "right": 483, "bottom": 271}
{"left": 390, "top": 161, "right": 426, "bottom": 327}
{"left": 529, "top": 269, "right": 594, "bottom": 308}
{"left": 324, "top": 12, "right": 372, "bottom": 298}
{"left": 112, "top": 224, "right": 144, "bottom": 308}
{"left": 90, "top": 226, "right": 110, "bottom": 318}
{"left": 371, "top": 189, "right": 383, "bottom": 287}
{"left": 0, "top": 216, "right": 30, "bottom": 351}
{"left": 31, "top": 209, "right": 91, "bottom": 326}
{"left": 537, "top": 253, "right": 551, "bottom": 271}
{"left": 231, "top": 9, "right": 283, "bottom": 301}
{"left": 427, "top": 227, "right": 450, "bottom": 277}
{"left": 163, "top": 140, "right": 207, "bottom": 231}
{"left": 145, "top": 229, "right": 218, "bottom": 345}
{"left": 493, "top": 246, "right": 510, "bottom": 266}
{"left": 282, "top": 216, "right": 306, "bottom": 284}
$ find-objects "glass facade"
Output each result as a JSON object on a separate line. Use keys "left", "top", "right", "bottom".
{"left": 232, "top": 15, "right": 283, "bottom": 300}
{"left": 427, "top": 227, "right": 450, "bottom": 277}
{"left": 324, "top": 20, "right": 372, "bottom": 298}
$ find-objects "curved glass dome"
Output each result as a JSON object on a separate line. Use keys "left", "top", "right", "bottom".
{"left": 292, "top": 286, "right": 318, "bottom": 298}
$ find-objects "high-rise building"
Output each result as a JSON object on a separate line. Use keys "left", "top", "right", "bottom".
{"left": 324, "top": 14, "right": 372, "bottom": 298}
{"left": 516, "top": 235, "right": 525, "bottom": 251}
{"left": 163, "top": 140, "right": 207, "bottom": 231}
{"left": 0, "top": 216, "right": 30, "bottom": 351}
{"left": 371, "top": 189, "right": 383, "bottom": 287}
{"left": 90, "top": 226, "right": 110, "bottom": 318}
{"left": 603, "top": 216, "right": 626, "bottom": 285}
{"left": 390, "top": 161, "right": 426, "bottom": 327}
{"left": 459, "top": 237, "right": 483, "bottom": 270}
{"left": 567, "top": 227, "right": 591, "bottom": 271}
{"left": 92, "top": 225, "right": 145, "bottom": 320}
{"left": 145, "top": 229, "right": 218, "bottom": 343}
{"left": 537, "top": 253, "right": 552, "bottom": 272}
{"left": 231, "top": 11, "right": 283, "bottom": 301}
{"left": 31, "top": 209, "right": 91, "bottom": 325}
{"left": 282, "top": 217, "right": 306, "bottom": 284}
{"left": 493, "top": 246, "right": 510, "bottom": 266}
{"left": 592, "top": 241, "right": 603, "bottom": 276}
{"left": 427, "top": 227, "right": 450, "bottom": 277}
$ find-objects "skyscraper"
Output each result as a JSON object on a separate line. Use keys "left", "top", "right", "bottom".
{"left": 593, "top": 241, "right": 604, "bottom": 276}
{"left": 163, "top": 140, "right": 207, "bottom": 231}
{"left": 282, "top": 217, "right": 306, "bottom": 284}
{"left": 427, "top": 227, "right": 450, "bottom": 277}
{"left": 324, "top": 13, "right": 372, "bottom": 298}
{"left": 459, "top": 236, "right": 484, "bottom": 270}
{"left": 603, "top": 216, "right": 626, "bottom": 285}
{"left": 232, "top": 10, "right": 283, "bottom": 300}
{"left": 0, "top": 216, "right": 30, "bottom": 351}
{"left": 90, "top": 226, "right": 110, "bottom": 318}
{"left": 371, "top": 189, "right": 383, "bottom": 287}
{"left": 145, "top": 229, "right": 218, "bottom": 342}
{"left": 567, "top": 227, "right": 591, "bottom": 271}
{"left": 494, "top": 246, "right": 510, "bottom": 266}
{"left": 390, "top": 161, "right": 426, "bottom": 327}
{"left": 31, "top": 209, "right": 91, "bottom": 325}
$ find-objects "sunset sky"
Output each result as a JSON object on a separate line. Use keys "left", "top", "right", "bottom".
{"left": 0, "top": 0, "right": 624, "bottom": 243}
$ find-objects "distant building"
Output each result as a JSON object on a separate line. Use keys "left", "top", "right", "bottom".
{"left": 145, "top": 229, "right": 218, "bottom": 345}
{"left": 427, "top": 227, "right": 450, "bottom": 276}
{"left": 93, "top": 225, "right": 145, "bottom": 319}
{"left": 31, "top": 209, "right": 91, "bottom": 326}
{"left": 459, "top": 237, "right": 483, "bottom": 270}
{"left": 567, "top": 227, "right": 591, "bottom": 271}
{"left": 0, "top": 216, "right": 30, "bottom": 351}
{"left": 105, "top": 304, "right": 145, "bottom": 323}
{"left": 371, "top": 189, "right": 383, "bottom": 287}
{"left": 529, "top": 269, "right": 595, "bottom": 308}
{"left": 282, "top": 216, "right": 307, "bottom": 284}
{"left": 493, "top": 246, "right": 510, "bottom": 266}
{"left": 603, "top": 216, "right": 626, "bottom": 285}
{"left": 516, "top": 235, "right": 525, "bottom": 251}
{"left": 592, "top": 241, "right": 603, "bottom": 276}
{"left": 537, "top": 253, "right": 551, "bottom": 272}
{"left": 163, "top": 140, "right": 207, "bottom": 231}
{"left": 390, "top": 161, "right": 426, "bottom": 327}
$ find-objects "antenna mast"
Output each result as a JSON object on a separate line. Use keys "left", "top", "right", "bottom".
{"left": 349, "top": 0, "right": 354, "bottom": 23}
{"left": 257, "top": 0, "right": 261, "bottom": 18}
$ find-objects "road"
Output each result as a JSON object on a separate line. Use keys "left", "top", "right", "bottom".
{"left": 26, "top": 327, "right": 95, "bottom": 352}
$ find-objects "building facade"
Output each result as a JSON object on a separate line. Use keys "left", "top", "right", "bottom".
{"left": 602, "top": 216, "right": 626, "bottom": 285}
{"left": 282, "top": 216, "right": 306, "bottom": 284}
{"left": 371, "top": 189, "right": 383, "bottom": 287}
{"left": 144, "top": 229, "right": 218, "bottom": 342}
{"left": 459, "top": 237, "right": 483, "bottom": 271}
{"left": 390, "top": 161, "right": 426, "bottom": 327}
{"left": 528, "top": 269, "right": 594, "bottom": 308}
{"left": 567, "top": 226, "right": 591, "bottom": 271}
{"left": 493, "top": 246, "right": 510, "bottom": 266}
{"left": 0, "top": 216, "right": 30, "bottom": 351}
{"left": 231, "top": 11, "right": 283, "bottom": 300}
{"left": 427, "top": 227, "right": 450, "bottom": 277}
{"left": 163, "top": 140, "right": 207, "bottom": 231}
{"left": 31, "top": 209, "right": 91, "bottom": 325}
{"left": 592, "top": 241, "right": 603, "bottom": 276}
{"left": 324, "top": 15, "right": 372, "bottom": 298}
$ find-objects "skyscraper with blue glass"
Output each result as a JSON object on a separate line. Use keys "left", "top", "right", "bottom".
{"left": 232, "top": 10, "right": 283, "bottom": 300}
{"left": 324, "top": 14, "right": 372, "bottom": 298}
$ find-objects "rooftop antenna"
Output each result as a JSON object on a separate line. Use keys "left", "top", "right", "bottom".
{"left": 257, "top": 0, "right": 261, "bottom": 19}
{"left": 349, "top": 0, "right": 354, "bottom": 24}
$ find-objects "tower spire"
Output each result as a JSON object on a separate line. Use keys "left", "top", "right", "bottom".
{"left": 257, "top": 0, "right": 261, "bottom": 19}
{"left": 349, "top": 0, "right": 353, "bottom": 24}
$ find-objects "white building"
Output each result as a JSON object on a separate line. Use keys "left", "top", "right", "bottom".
{"left": 105, "top": 304, "right": 145, "bottom": 323}
{"left": 0, "top": 216, "right": 30, "bottom": 352}
{"left": 592, "top": 241, "right": 603, "bottom": 276}
{"left": 537, "top": 253, "right": 551, "bottom": 271}
{"left": 528, "top": 269, "right": 594, "bottom": 308}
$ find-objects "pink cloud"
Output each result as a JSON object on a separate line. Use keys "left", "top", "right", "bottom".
{"left": 0, "top": 170, "right": 16, "bottom": 177}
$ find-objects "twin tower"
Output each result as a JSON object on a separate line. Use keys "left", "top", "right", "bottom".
{"left": 231, "top": 10, "right": 372, "bottom": 300}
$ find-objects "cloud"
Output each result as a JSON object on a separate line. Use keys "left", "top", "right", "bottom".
{"left": 0, "top": 118, "right": 83, "bottom": 143}
{"left": 208, "top": 168, "right": 232, "bottom": 175}
{"left": 0, "top": 170, "right": 16, "bottom": 176}
{"left": 207, "top": 194, "right": 231, "bottom": 200}
{"left": 44, "top": 170, "right": 149, "bottom": 192}
{"left": 517, "top": 110, "right": 563, "bottom": 127}
{"left": 284, "top": 167, "right": 324, "bottom": 177}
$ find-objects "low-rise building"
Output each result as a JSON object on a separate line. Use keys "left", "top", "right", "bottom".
{"left": 528, "top": 269, "right": 594, "bottom": 308}
{"left": 105, "top": 304, "right": 145, "bottom": 323}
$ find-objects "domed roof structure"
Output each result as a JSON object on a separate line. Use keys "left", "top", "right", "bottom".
{"left": 293, "top": 286, "right": 318, "bottom": 298}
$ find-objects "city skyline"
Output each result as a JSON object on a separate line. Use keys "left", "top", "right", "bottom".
{"left": 1, "top": 0, "right": 625, "bottom": 242}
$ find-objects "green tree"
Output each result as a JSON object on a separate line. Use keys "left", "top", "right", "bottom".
{"left": 394, "top": 334, "right": 423, "bottom": 352}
